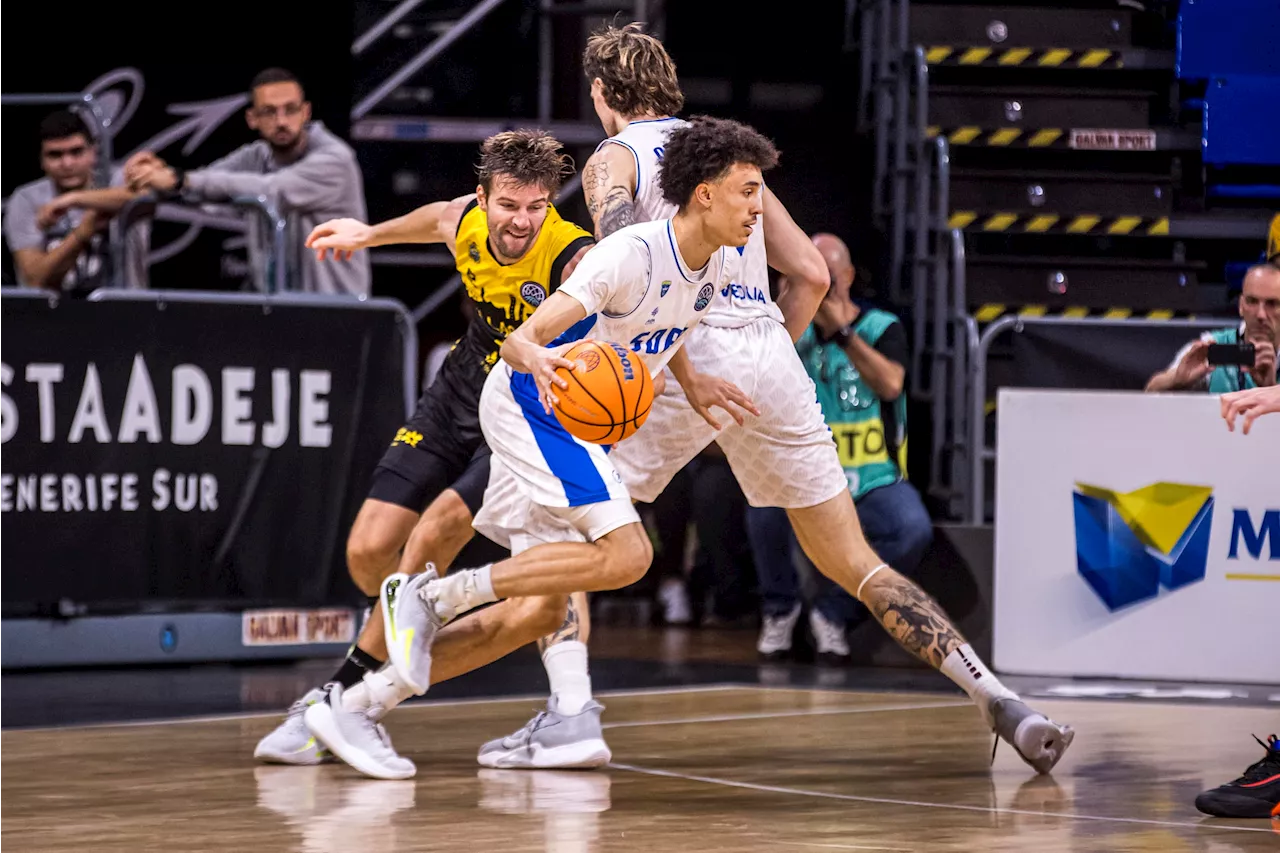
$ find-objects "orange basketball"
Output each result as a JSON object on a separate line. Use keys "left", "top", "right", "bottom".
{"left": 552, "top": 340, "right": 654, "bottom": 445}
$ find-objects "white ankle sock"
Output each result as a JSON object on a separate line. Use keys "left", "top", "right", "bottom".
{"left": 542, "top": 640, "right": 593, "bottom": 715}
{"left": 428, "top": 565, "right": 496, "bottom": 620}
{"left": 343, "top": 667, "right": 418, "bottom": 714}
{"left": 941, "top": 644, "right": 1019, "bottom": 724}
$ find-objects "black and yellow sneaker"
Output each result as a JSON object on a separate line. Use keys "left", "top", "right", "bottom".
{"left": 1195, "top": 734, "right": 1280, "bottom": 819}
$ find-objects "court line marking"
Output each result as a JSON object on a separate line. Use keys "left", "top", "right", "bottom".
{"left": 602, "top": 700, "right": 971, "bottom": 730}
{"left": 1, "top": 683, "right": 757, "bottom": 733}
{"left": 776, "top": 842, "right": 914, "bottom": 852}
{"left": 608, "top": 763, "right": 1275, "bottom": 835}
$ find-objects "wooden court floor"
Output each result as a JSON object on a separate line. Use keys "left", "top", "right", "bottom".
{"left": 3, "top": 685, "right": 1277, "bottom": 851}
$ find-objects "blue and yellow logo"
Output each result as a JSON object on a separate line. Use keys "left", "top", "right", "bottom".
{"left": 1072, "top": 481, "right": 1214, "bottom": 611}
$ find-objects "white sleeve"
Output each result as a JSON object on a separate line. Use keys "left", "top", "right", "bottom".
{"left": 557, "top": 232, "right": 650, "bottom": 317}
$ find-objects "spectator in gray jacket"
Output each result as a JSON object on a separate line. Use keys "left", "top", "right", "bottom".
{"left": 125, "top": 68, "right": 370, "bottom": 297}
{"left": 3, "top": 109, "right": 148, "bottom": 294}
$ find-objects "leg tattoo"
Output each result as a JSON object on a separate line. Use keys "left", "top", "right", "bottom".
{"left": 536, "top": 595, "right": 582, "bottom": 653}
{"left": 864, "top": 571, "right": 965, "bottom": 669}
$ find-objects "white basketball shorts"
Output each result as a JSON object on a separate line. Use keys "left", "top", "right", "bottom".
{"left": 609, "top": 317, "right": 848, "bottom": 509}
{"left": 471, "top": 364, "right": 640, "bottom": 555}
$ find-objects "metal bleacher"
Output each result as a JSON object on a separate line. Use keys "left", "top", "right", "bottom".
{"left": 854, "top": 0, "right": 1279, "bottom": 521}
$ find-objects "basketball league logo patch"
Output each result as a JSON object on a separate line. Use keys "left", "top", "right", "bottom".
{"left": 660, "top": 280, "right": 671, "bottom": 297}
{"left": 694, "top": 283, "right": 714, "bottom": 311}
{"left": 469, "top": 242, "right": 481, "bottom": 263}
{"left": 520, "top": 280, "right": 547, "bottom": 307}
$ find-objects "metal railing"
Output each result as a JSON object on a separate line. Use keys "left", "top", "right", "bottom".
{"left": 965, "top": 316, "right": 1232, "bottom": 524}
{"left": 112, "top": 193, "right": 290, "bottom": 293}
{"left": 1, "top": 289, "right": 62, "bottom": 304}
{"left": 86, "top": 289, "right": 420, "bottom": 419}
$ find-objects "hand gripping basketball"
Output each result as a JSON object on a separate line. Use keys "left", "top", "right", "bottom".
{"left": 550, "top": 340, "right": 654, "bottom": 444}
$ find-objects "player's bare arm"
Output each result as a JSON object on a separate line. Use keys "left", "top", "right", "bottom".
{"left": 582, "top": 143, "right": 638, "bottom": 239}
{"left": 559, "top": 243, "right": 594, "bottom": 283}
{"left": 499, "top": 290, "right": 588, "bottom": 413}
{"left": 666, "top": 346, "right": 760, "bottom": 430}
{"left": 763, "top": 187, "right": 828, "bottom": 342}
{"left": 306, "top": 193, "right": 476, "bottom": 261}
{"left": 1221, "top": 383, "right": 1280, "bottom": 434}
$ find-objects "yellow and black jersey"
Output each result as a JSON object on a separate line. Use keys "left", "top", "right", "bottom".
{"left": 436, "top": 199, "right": 593, "bottom": 400}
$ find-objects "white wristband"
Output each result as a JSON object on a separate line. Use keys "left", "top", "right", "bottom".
{"left": 855, "top": 563, "right": 888, "bottom": 600}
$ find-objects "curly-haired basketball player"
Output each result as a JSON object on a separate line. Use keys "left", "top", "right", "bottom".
{"left": 301, "top": 115, "right": 773, "bottom": 778}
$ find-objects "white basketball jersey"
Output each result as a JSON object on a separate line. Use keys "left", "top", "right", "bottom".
{"left": 556, "top": 218, "right": 739, "bottom": 376}
{"left": 599, "top": 118, "right": 784, "bottom": 328}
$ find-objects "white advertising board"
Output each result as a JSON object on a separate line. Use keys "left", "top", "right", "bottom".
{"left": 993, "top": 389, "right": 1279, "bottom": 684}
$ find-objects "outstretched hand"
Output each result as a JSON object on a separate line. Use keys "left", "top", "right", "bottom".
{"left": 1220, "top": 384, "right": 1280, "bottom": 435}
{"left": 683, "top": 372, "right": 760, "bottom": 430}
{"left": 306, "top": 218, "right": 373, "bottom": 261}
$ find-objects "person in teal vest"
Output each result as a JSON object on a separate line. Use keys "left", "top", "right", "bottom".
{"left": 746, "top": 233, "right": 933, "bottom": 664}
{"left": 1146, "top": 262, "right": 1279, "bottom": 393}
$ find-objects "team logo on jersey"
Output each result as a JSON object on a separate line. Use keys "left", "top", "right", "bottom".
{"left": 694, "top": 283, "right": 714, "bottom": 311}
{"left": 520, "top": 280, "right": 547, "bottom": 307}
{"left": 660, "top": 280, "right": 671, "bottom": 297}
{"left": 469, "top": 242, "right": 481, "bottom": 263}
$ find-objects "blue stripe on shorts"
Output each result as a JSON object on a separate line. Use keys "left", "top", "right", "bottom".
{"left": 509, "top": 371, "right": 611, "bottom": 506}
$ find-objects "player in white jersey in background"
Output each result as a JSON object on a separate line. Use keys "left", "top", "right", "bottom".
{"left": 301, "top": 115, "right": 771, "bottom": 779}
{"left": 473, "top": 22, "right": 1075, "bottom": 774}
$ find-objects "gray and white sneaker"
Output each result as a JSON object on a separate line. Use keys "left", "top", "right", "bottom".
{"left": 254, "top": 688, "right": 334, "bottom": 765}
{"left": 477, "top": 696, "right": 612, "bottom": 769}
{"left": 381, "top": 567, "right": 445, "bottom": 695}
{"left": 990, "top": 697, "right": 1075, "bottom": 774}
{"left": 303, "top": 682, "right": 416, "bottom": 780}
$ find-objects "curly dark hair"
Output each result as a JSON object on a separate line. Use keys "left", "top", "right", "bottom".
{"left": 658, "top": 116, "right": 780, "bottom": 208}
{"left": 583, "top": 22, "right": 684, "bottom": 118}
{"left": 476, "top": 129, "right": 575, "bottom": 194}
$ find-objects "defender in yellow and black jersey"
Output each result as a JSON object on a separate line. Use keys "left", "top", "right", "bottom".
{"left": 445, "top": 197, "right": 594, "bottom": 400}
{"left": 248, "top": 133, "right": 591, "bottom": 761}
{"left": 305, "top": 154, "right": 591, "bottom": 522}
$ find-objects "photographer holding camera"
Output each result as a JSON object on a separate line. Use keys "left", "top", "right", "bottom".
{"left": 1145, "top": 261, "right": 1280, "bottom": 393}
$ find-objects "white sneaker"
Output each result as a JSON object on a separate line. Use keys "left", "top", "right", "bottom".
{"left": 657, "top": 578, "right": 692, "bottom": 625}
{"left": 254, "top": 688, "right": 333, "bottom": 765}
{"left": 990, "top": 697, "right": 1075, "bottom": 775}
{"left": 303, "top": 682, "right": 416, "bottom": 780}
{"left": 382, "top": 567, "right": 445, "bottom": 695}
{"left": 477, "top": 696, "right": 612, "bottom": 769}
{"left": 757, "top": 603, "right": 802, "bottom": 658}
{"left": 809, "top": 609, "right": 851, "bottom": 663}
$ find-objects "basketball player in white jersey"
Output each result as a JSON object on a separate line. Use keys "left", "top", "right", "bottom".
{"left": 301, "top": 115, "right": 771, "bottom": 778}
{"left": 469, "top": 23, "right": 1074, "bottom": 775}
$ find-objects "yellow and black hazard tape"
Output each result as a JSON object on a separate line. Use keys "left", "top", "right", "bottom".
{"left": 971, "top": 303, "right": 1196, "bottom": 323}
{"left": 926, "top": 46, "right": 1123, "bottom": 68}
{"left": 926, "top": 126, "right": 1070, "bottom": 147}
{"left": 948, "top": 211, "right": 1170, "bottom": 236}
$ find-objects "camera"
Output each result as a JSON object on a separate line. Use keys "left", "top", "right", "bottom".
{"left": 1206, "top": 342, "right": 1256, "bottom": 367}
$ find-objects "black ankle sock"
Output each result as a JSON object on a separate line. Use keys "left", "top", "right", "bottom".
{"left": 331, "top": 646, "right": 386, "bottom": 689}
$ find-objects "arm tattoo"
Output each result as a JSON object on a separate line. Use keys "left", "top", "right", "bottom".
{"left": 864, "top": 572, "right": 965, "bottom": 669}
{"left": 536, "top": 595, "right": 582, "bottom": 652}
{"left": 583, "top": 159, "right": 611, "bottom": 222}
{"left": 598, "top": 186, "right": 636, "bottom": 238}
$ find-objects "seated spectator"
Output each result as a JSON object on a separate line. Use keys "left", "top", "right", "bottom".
{"left": 2, "top": 109, "right": 148, "bottom": 295}
{"left": 1144, "top": 261, "right": 1279, "bottom": 393}
{"left": 747, "top": 233, "right": 933, "bottom": 664}
{"left": 125, "top": 68, "right": 370, "bottom": 297}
